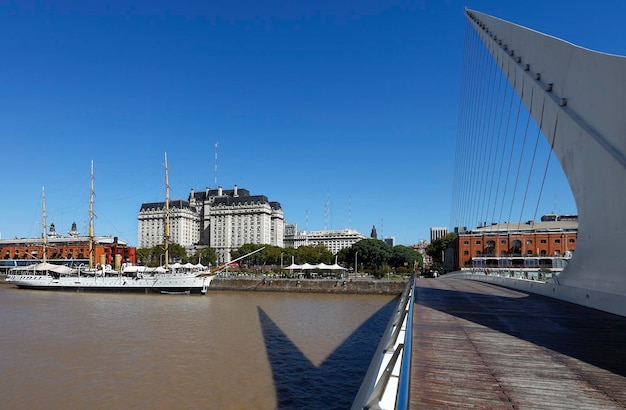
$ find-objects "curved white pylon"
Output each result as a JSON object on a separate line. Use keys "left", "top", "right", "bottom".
{"left": 466, "top": 9, "right": 626, "bottom": 302}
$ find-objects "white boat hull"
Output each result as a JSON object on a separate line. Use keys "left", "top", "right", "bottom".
{"left": 7, "top": 274, "right": 214, "bottom": 295}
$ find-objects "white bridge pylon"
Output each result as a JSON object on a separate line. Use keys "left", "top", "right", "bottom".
{"left": 465, "top": 9, "right": 626, "bottom": 315}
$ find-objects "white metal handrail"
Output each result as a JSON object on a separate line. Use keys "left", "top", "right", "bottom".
{"left": 352, "top": 275, "right": 415, "bottom": 410}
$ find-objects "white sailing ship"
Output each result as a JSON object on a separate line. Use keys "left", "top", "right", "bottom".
{"left": 7, "top": 156, "right": 215, "bottom": 295}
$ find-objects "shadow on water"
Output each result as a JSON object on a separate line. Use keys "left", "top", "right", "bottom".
{"left": 257, "top": 298, "right": 398, "bottom": 410}
{"left": 415, "top": 283, "right": 626, "bottom": 377}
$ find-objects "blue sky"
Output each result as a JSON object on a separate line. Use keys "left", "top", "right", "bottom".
{"left": 1, "top": 1, "right": 624, "bottom": 247}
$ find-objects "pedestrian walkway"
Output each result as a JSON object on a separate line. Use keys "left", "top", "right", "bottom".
{"left": 410, "top": 278, "right": 626, "bottom": 408}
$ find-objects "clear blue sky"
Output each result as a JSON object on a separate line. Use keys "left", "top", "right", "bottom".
{"left": 1, "top": 1, "right": 624, "bottom": 247}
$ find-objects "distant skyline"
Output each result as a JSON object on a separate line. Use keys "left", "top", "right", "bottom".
{"left": 1, "top": 1, "right": 624, "bottom": 246}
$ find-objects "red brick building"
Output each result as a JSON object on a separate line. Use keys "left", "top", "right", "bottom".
{"left": 455, "top": 216, "right": 577, "bottom": 271}
{"left": 1, "top": 235, "right": 136, "bottom": 271}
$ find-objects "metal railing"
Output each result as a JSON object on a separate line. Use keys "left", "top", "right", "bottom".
{"left": 352, "top": 275, "right": 415, "bottom": 410}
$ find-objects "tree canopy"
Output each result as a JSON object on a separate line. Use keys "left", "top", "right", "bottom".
{"left": 137, "top": 239, "right": 423, "bottom": 277}
{"left": 136, "top": 243, "right": 195, "bottom": 266}
{"left": 426, "top": 232, "right": 458, "bottom": 270}
{"left": 192, "top": 247, "right": 217, "bottom": 266}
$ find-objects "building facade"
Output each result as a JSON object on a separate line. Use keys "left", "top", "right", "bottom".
{"left": 284, "top": 225, "right": 366, "bottom": 255}
{"left": 0, "top": 225, "right": 136, "bottom": 273}
{"left": 138, "top": 185, "right": 285, "bottom": 264}
{"left": 430, "top": 227, "right": 448, "bottom": 242}
{"left": 455, "top": 216, "right": 578, "bottom": 271}
{"left": 138, "top": 200, "right": 200, "bottom": 249}
{"left": 383, "top": 237, "right": 395, "bottom": 247}
{"left": 413, "top": 240, "right": 433, "bottom": 271}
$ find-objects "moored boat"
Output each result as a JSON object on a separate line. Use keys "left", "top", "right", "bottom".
{"left": 7, "top": 157, "right": 216, "bottom": 295}
{"left": 7, "top": 263, "right": 213, "bottom": 294}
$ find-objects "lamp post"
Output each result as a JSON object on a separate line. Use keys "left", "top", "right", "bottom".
{"left": 280, "top": 252, "right": 284, "bottom": 270}
{"left": 355, "top": 251, "right": 359, "bottom": 278}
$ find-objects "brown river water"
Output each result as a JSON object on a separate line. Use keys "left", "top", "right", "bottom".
{"left": 0, "top": 284, "right": 397, "bottom": 409}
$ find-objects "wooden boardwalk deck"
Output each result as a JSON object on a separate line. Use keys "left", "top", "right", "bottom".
{"left": 410, "top": 278, "right": 626, "bottom": 409}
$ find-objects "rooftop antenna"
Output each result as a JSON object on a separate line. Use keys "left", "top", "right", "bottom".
{"left": 41, "top": 186, "right": 47, "bottom": 263}
{"left": 324, "top": 191, "right": 329, "bottom": 230}
{"left": 214, "top": 142, "right": 219, "bottom": 186}
{"left": 349, "top": 194, "right": 352, "bottom": 229}
{"left": 554, "top": 193, "right": 557, "bottom": 214}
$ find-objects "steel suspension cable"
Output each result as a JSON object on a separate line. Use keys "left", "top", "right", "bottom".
{"left": 482, "top": 51, "right": 507, "bottom": 226}
{"left": 451, "top": 20, "right": 474, "bottom": 228}
{"left": 490, "top": 56, "right": 516, "bottom": 225}
{"left": 465, "top": 30, "right": 489, "bottom": 228}
{"left": 498, "top": 74, "right": 525, "bottom": 226}
{"left": 476, "top": 42, "right": 500, "bottom": 228}
{"left": 517, "top": 95, "right": 547, "bottom": 229}
{"left": 508, "top": 85, "right": 535, "bottom": 227}
{"left": 475, "top": 40, "right": 499, "bottom": 228}
{"left": 533, "top": 114, "right": 559, "bottom": 221}
{"left": 461, "top": 28, "right": 483, "bottom": 228}
{"left": 469, "top": 36, "right": 495, "bottom": 229}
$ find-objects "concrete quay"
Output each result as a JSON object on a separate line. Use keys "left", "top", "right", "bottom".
{"left": 210, "top": 276, "right": 407, "bottom": 295}
{"left": 410, "top": 278, "right": 626, "bottom": 408}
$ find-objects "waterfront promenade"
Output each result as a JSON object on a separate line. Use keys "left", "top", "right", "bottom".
{"left": 409, "top": 278, "right": 626, "bottom": 408}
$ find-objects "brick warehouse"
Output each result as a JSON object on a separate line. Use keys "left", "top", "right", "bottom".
{"left": 455, "top": 215, "right": 577, "bottom": 271}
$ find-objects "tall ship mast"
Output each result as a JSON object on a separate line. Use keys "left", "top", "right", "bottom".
{"left": 164, "top": 152, "right": 170, "bottom": 271}
{"left": 88, "top": 161, "right": 95, "bottom": 270}
{"left": 6, "top": 159, "right": 215, "bottom": 295}
{"left": 41, "top": 187, "right": 47, "bottom": 263}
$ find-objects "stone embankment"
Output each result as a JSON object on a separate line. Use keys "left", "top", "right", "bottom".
{"left": 210, "top": 277, "right": 406, "bottom": 295}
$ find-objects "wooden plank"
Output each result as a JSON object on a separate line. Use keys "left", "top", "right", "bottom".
{"left": 409, "top": 278, "right": 626, "bottom": 409}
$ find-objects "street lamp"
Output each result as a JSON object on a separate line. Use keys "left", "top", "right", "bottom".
{"left": 280, "top": 252, "right": 284, "bottom": 270}
{"left": 355, "top": 251, "right": 359, "bottom": 278}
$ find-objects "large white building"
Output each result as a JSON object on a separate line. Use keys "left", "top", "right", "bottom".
{"left": 284, "top": 224, "right": 366, "bottom": 255}
{"left": 138, "top": 185, "right": 284, "bottom": 264}
{"left": 430, "top": 227, "right": 448, "bottom": 242}
{"left": 138, "top": 200, "right": 200, "bottom": 249}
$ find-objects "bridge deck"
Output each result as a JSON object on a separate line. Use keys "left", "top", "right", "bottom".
{"left": 410, "top": 278, "right": 626, "bottom": 409}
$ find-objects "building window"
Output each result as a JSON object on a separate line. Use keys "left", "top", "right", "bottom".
{"left": 500, "top": 240, "right": 506, "bottom": 245}
{"left": 569, "top": 239, "right": 575, "bottom": 244}
{"left": 463, "top": 250, "right": 469, "bottom": 255}
{"left": 485, "top": 241, "right": 495, "bottom": 255}
{"left": 526, "top": 240, "right": 532, "bottom": 245}
{"left": 540, "top": 239, "right": 547, "bottom": 244}
{"left": 527, "top": 250, "right": 533, "bottom": 255}
{"left": 555, "top": 239, "right": 561, "bottom": 244}
{"left": 475, "top": 250, "right": 482, "bottom": 256}
{"left": 475, "top": 240, "right": 481, "bottom": 245}
{"left": 464, "top": 241, "right": 469, "bottom": 245}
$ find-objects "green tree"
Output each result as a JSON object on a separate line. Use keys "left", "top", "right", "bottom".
{"left": 136, "top": 247, "right": 153, "bottom": 266}
{"left": 336, "top": 247, "right": 351, "bottom": 266}
{"left": 352, "top": 239, "right": 393, "bottom": 275}
{"left": 390, "top": 245, "right": 423, "bottom": 271}
{"left": 426, "top": 233, "right": 458, "bottom": 271}
{"left": 295, "top": 245, "right": 333, "bottom": 264}
{"left": 167, "top": 243, "right": 188, "bottom": 264}
{"left": 192, "top": 247, "right": 217, "bottom": 266}
{"left": 279, "top": 247, "right": 298, "bottom": 268}
{"left": 230, "top": 243, "right": 266, "bottom": 267}
{"left": 260, "top": 245, "right": 283, "bottom": 266}
{"left": 137, "top": 244, "right": 187, "bottom": 266}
